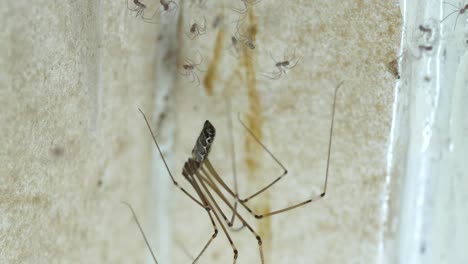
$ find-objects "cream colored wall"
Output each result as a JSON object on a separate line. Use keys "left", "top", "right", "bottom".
{"left": 1, "top": 0, "right": 401, "bottom": 264}
{"left": 1, "top": 1, "right": 160, "bottom": 263}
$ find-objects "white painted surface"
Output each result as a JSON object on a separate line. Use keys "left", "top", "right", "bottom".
{"left": 393, "top": 0, "right": 468, "bottom": 263}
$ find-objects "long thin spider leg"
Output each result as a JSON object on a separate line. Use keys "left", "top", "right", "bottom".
{"left": 188, "top": 71, "right": 196, "bottom": 83}
{"left": 184, "top": 166, "right": 210, "bottom": 208}
{"left": 192, "top": 71, "right": 200, "bottom": 87}
{"left": 188, "top": 162, "right": 234, "bottom": 226}
{"left": 197, "top": 165, "right": 247, "bottom": 218}
{"left": 225, "top": 99, "right": 243, "bottom": 229}
{"left": 121, "top": 202, "right": 159, "bottom": 264}
{"left": 194, "top": 50, "right": 204, "bottom": 66}
{"left": 288, "top": 47, "right": 297, "bottom": 61}
{"left": 127, "top": 0, "right": 138, "bottom": 12}
{"left": 176, "top": 239, "right": 195, "bottom": 261}
{"left": 189, "top": 161, "right": 237, "bottom": 231}
{"left": 195, "top": 165, "right": 243, "bottom": 230}
{"left": 203, "top": 82, "right": 342, "bottom": 219}
{"left": 453, "top": 13, "right": 461, "bottom": 29}
{"left": 230, "top": 1, "right": 248, "bottom": 14}
{"left": 126, "top": 0, "right": 159, "bottom": 23}
{"left": 192, "top": 171, "right": 239, "bottom": 263}
{"left": 260, "top": 70, "right": 282, "bottom": 80}
{"left": 279, "top": 67, "right": 287, "bottom": 75}
{"left": 147, "top": 6, "right": 159, "bottom": 20}
{"left": 203, "top": 159, "right": 312, "bottom": 219}
{"left": 182, "top": 169, "right": 219, "bottom": 263}
{"left": 140, "top": 8, "right": 155, "bottom": 21}
{"left": 185, "top": 57, "right": 195, "bottom": 65}
{"left": 441, "top": 9, "right": 460, "bottom": 22}
{"left": 322, "top": 81, "right": 342, "bottom": 194}
{"left": 192, "top": 209, "right": 218, "bottom": 263}
{"left": 443, "top": 1, "right": 459, "bottom": 9}
{"left": 285, "top": 59, "right": 299, "bottom": 70}
{"left": 195, "top": 166, "right": 264, "bottom": 263}
{"left": 178, "top": 69, "right": 190, "bottom": 76}
{"left": 138, "top": 109, "right": 208, "bottom": 209}
{"left": 186, "top": 31, "right": 197, "bottom": 40}
{"left": 142, "top": 9, "right": 161, "bottom": 24}
{"left": 269, "top": 52, "right": 278, "bottom": 64}
{"left": 235, "top": 114, "right": 287, "bottom": 202}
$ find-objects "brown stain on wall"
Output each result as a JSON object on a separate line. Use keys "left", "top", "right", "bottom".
{"left": 203, "top": 29, "right": 225, "bottom": 95}
{"left": 220, "top": 6, "right": 272, "bottom": 258}
{"left": 241, "top": 4, "right": 261, "bottom": 178}
{"left": 241, "top": 7, "right": 272, "bottom": 261}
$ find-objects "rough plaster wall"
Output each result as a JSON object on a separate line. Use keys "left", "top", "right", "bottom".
{"left": 1, "top": 0, "right": 401, "bottom": 264}
{"left": 1, "top": 1, "right": 160, "bottom": 263}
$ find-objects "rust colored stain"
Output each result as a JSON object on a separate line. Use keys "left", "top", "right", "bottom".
{"left": 240, "top": 7, "right": 272, "bottom": 261}
{"left": 241, "top": 9, "right": 261, "bottom": 174}
{"left": 203, "top": 29, "right": 225, "bottom": 95}
{"left": 221, "top": 7, "right": 272, "bottom": 256}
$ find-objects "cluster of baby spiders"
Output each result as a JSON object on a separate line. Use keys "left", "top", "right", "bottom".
{"left": 126, "top": 0, "right": 178, "bottom": 23}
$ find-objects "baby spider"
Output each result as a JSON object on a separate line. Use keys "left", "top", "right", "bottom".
{"left": 231, "top": 0, "right": 262, "bottom": 15}
{"left": 230, "top": 0, "right": 262, "bottom": 25}
{"left": 226, "top": 36, "right": 241, "bottom": 57}
{"left": 417, "top": 23, "right": 438, "bottom": 44}
{"left": 178, "top": 52, "right": 204, "bottom": 87}
{"left": 261, "top": 50, "right": 299, "bottom": 80}
{"left": 122, "top": 202, "right": 159, "bottom": 264}
{"left": 419, "top": 24, "right": 432, "bottom": 35}
{"left": 441, "top": 1, "right": 468, "bottom": 29}
{"left": 235, "top": 23, "right": 256, "bottom": 51}
{"left": 186, "top": 16, "right": 207, "bottom": 40}
{"left": 126, "top": 0, "right": 157, "bottom": 23}
{"left": 158, "top": 0, "right": 178, "bottom": 17}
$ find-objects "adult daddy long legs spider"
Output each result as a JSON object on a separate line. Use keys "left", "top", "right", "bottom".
{"left": 126, "top": 83, "right": 342, "bottom": 263}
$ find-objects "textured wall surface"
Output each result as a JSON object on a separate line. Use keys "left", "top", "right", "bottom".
{"left": 1, "top": 1, "right": 160, "bottom": 263}
{"left": 1, "top": 0, "right": 401, "bottom": 263}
